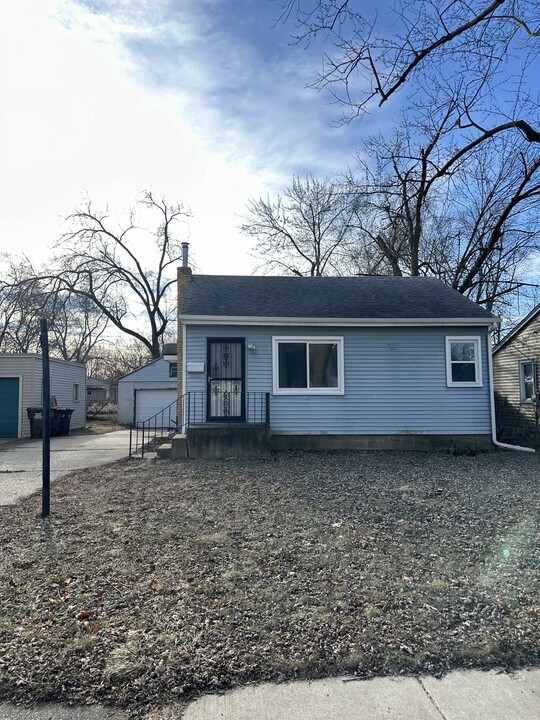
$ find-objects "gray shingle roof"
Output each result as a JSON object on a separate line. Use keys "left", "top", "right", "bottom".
{"left": 181, "top": 275, "right": 495, "bottom": 321}
{"left": 162, "top": 343, "right": 177, "bottom": 356}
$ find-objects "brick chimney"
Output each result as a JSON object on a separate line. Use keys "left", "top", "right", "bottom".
{"left": 177, "top": 242, "right": 192, "bottom": 430}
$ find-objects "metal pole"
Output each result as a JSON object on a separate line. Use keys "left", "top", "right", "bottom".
{"left": 40, "top": 319, "right": 51, "bottom": 518}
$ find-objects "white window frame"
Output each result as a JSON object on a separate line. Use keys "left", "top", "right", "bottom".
{"left": 272, "top": 336, "right": 344, "bottom": 395}
{"left": 519, "top": 359, "right": 536, "bottom": 402}
{"left": 445, "top": 336, "right": 482, "bottom": 388}
{"left": 73, "top": 383, "right": 80, "bottom": 402}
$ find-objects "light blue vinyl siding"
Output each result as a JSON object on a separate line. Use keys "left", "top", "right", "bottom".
{"left": 185, "top": 325, "right": 492, "bottom": 435}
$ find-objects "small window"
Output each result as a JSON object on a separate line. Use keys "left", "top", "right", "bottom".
{"left": 520, "top": 360, "right": 536, "bottom": 402}
{"left": 445, "top": 337, "right": 482, "bottom": 387}
{"left": 273, "top": 337, "right": 344, "bottom": 395}
{"left": 73, "top": 383, "right": 80, "bottom": 402}
{"left": 87, "top": 389, "right": 92, "bottom": 396}
{"left": 169, "top": 362, "right": 178, "bottom": 378}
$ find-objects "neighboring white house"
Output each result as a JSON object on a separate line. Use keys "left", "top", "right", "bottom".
{"left": 0, "top": 353, "right": 86, "bottom": 438}
{"left": 117, "top": 353, "right": 177, "bottom": 425}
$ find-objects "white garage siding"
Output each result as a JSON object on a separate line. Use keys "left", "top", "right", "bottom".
{"left": 117, "top": 357, "right": 177, "bottom": 424}
{"left": 135, "top": 389, "right": 177, "bottom": 423}
{"left": 0, "top": 354, "right": 86, "bottom": 437}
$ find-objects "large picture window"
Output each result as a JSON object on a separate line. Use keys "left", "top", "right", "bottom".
{"left": 445, "top": 336, "right": 482, "bottom": 387}
{"left": 273, "top": 337, "right": 344, "bottom": 395}
{"left": 520, "top": 360, "right": 536, "bottom": 401}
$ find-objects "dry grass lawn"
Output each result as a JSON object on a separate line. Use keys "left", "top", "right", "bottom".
{"left": 0, "top": 450, "right": 538, "bottom": 718}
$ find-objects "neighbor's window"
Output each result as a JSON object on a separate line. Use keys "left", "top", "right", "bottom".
{"left": 445, "top": 337, "right": 482, "bottom": 387}
{"left": 73, "top": 383, "right": 80, "bottom": 402}
{"left": 169, "top": 362, "right": 178, "bottom": 378}
{"left": 520, "top": 360, "right": 536, "bottom": 401}
{"left": 273, "top": 337, "right": 343, "bottom": 394}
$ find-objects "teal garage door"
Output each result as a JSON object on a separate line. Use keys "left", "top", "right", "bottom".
{"left": 0, "top": 377, "right": 20, "bottom": 437}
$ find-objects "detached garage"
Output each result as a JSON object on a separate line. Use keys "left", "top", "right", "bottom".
{"left": 117, "top": 355, "right": 177, "bottom": 425}
{"left": 0, "top": 354, "right": 86, "bottom": 438}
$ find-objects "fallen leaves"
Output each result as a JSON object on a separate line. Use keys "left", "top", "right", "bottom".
{"left": 0, "top": 450, "right": 538, "bottom": 718}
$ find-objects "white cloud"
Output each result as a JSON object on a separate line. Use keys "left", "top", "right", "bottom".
{"left": 0, "top": 0, "right": 367, "bottom": 275}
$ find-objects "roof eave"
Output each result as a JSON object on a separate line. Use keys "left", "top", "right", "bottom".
{"left": 180, "top": 314, "right": 498, "bottom": 327}
{"left": 493, "top": 304, "right": 540, "bottom": 354}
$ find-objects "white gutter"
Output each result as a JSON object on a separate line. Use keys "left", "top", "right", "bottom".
{"left": 180, "top": 315, "right": 496, "bottom": 328}
{"left": 487, "top": 328, "right": 535, "bottom": 452}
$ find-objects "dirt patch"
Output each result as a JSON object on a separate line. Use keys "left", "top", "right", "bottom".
{"left": 0, "top": 450, "right": 538, "bottom": 718}
{"left": 72, "top": 419, "right": 123, "bottom": 436}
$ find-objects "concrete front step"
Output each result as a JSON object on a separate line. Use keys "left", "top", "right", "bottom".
{"left": 160, "top": 434, "right": 188, "bottom": 459}
{"left": 155, "top": 444, "right": 171, "bottom": 459}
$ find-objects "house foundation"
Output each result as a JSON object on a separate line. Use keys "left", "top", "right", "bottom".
{"left": 270, "top": 433, "right": 494, "bottom": 452}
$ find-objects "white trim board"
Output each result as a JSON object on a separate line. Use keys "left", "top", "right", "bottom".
{"left": 180, "top": 315, "right": 497, "bottom": 327}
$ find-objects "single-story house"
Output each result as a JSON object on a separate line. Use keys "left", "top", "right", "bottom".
{"left": 492, "top": 303, "right": 540, "bottom": 445}
{"left": 117, "top": 347, "right": 177, "bottom": 425}
{"left": 86, "top": 377, "right": 118, "bottom": 406}
{"left": 0, "top": 353, "right": 86, "bottom": 438}
{"left": 86, "top": 377, "right": 108, "bottom": 405}
{"left": 175, "top": 252, "right": 501, "bottom": 455}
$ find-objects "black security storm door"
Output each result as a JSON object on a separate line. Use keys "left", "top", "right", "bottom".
{"left": 207, "top": 339, "right": 245, "bottom": 421}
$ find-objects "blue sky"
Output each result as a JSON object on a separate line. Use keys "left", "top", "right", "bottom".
{"left": 0, "top": 0, "right": 375, "bottom": 274}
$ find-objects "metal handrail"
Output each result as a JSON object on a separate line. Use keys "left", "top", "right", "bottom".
{"left": 129, "top": 399, "right": 178, "bottom": 458}
{"left": 182, "top": 391, "right": 270, "bottom": 431}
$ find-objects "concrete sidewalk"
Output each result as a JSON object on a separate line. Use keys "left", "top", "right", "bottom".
{"left": 0, "top": 430, "right": 132, "bottom": 506}
{"left": 181, "top": 667, "right": 540, "bottom": 720}
{"left": 0, "top": 668, "right": 537, "bottom": 719}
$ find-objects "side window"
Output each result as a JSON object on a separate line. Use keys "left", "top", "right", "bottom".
{"left": 73, "top": 383, "right": 80, "bottom": 402}
{"left": 520, "top": 360, "right": 536, "bottom": 401}
{"left": 169, "top": 362, "right": 178, "bottom": 378}
{"left": 445, "top": 337, "right": 482, "bottom": 387}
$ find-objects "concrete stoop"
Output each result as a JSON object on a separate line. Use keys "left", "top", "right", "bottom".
{"left": 164, "top": 426, "right": 271, "bottom": 460}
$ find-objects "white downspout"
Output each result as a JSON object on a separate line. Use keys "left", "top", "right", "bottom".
{"left": 487, "top": 329, "right": 535, "bottom": 452}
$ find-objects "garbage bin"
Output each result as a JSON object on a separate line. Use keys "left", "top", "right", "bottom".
{"left": 27, "top": 407, "right": 60, "bottom": 437}
{"left": 51, "top": 408, "right": 62, "bottom": 436}
{"left": 57, "top": 408, "right": 74, "bottom": 436}
{"left": 27, "top": 407, "right": 44, "bottom": 439}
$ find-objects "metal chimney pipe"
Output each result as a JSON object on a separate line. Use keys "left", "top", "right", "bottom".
{"left": 181, "top": 242, "right": 189, "bottom": 268}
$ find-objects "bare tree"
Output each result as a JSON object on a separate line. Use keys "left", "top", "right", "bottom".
{"left": 240, "top": 174, "right": 357, "bottom": 275}
{"left": 85, "top": 339, "right": 152, "bottom": 381}
{"left": 448, "top": 145, "right": 540, "bottom": 307}
{"left": 280, "top": 1, "right": 539, "bottom": 131}
{"left": 45, "top": 292, "right": 110, "bottom": 363}
{"left": 35, "top": 190, "right": 191, "bottom": 359}
{"left": 0, "top": 254, "right": 110, "bottom": 360}
{"left": 0, "top": 255, "right": 48, "bottom": 353}
{"left": 279, "top": 2, "right": 540, "bottom": 225}
{"left": 346, "top": 125, "right": 540, "bottom": 310}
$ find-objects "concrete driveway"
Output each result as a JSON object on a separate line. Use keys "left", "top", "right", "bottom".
{"left": 0, "top": 430, "right": 132, "bottom": 506}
